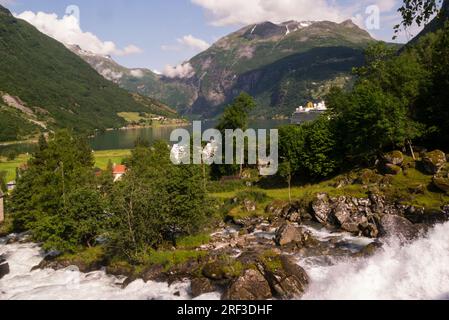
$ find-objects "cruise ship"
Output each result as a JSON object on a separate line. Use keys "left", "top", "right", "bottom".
{"left": 291, "top": 101, "right": 327, "bottom": 124}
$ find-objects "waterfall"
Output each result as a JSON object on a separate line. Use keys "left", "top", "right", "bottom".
{"left": 302, "top": 222, "right": 449, "bottom": 300}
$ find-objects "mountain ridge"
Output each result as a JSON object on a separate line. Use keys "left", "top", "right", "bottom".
{"left": 66, "top": 17, "right": 396, "bottom": 119}
{"left": 0, "top": 5, "right": 177, "bottom": 141}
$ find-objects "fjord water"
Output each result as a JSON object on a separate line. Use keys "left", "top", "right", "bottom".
{"left": 1, "top": 222, "right": 449, "bottom": 300}
{"left": 89, "top": 120, "right": 289, "bottom": 150}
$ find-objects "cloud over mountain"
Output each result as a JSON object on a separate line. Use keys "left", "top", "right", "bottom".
{"left": 15, "top": 10, "right": 142, "bottom": 57}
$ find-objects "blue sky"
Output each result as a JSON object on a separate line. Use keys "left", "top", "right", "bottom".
{"left": 2, "top": 0, "right": 417, "bottom": 72}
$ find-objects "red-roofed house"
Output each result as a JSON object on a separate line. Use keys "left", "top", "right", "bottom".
{"left": 113, "top": 164, "right": 127, "bottom": 182}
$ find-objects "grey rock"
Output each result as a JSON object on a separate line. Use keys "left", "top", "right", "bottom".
{"left": 223, "top": 269, "right": 272, "bottom": 300}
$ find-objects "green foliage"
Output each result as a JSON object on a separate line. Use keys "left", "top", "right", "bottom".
{"left": 0, "top": 107, "right": 41, "bottom": 142}
{"left": 10, "top": 130, "right": 105, "bottom": 251}
{"left": 216, "top": 92, "right": 256, "bottom": 131}
{"left": 176, "top": 234, "right": 211, "bottom": 249}
{"left": 278, "top": 118, "right": 341, "bottom": 180}
{"left": 143, "top": 250, "right": 206, "bottom": 271}
{"left": 108, "top": 141, "right": 209, "bottom": 263}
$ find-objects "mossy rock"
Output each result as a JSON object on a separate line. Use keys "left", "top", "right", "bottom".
{"left": 357, "top": 169, "right": 383, "bottom": 185}
{"left": 433, "top": 177, "right": 449, "bottom": 194}
{"left": 383, "top": 151, "right": 404, "bottom": 166}
{"left": 422, "top": 150, "right": 447, "bottom": 175}
{"left": 384, "top": 164, "right": 402, "bottom": 175}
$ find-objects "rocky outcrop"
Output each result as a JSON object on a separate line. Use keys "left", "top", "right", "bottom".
{"left": 258, "top": 255, "right": 309, "bottom": 299}
{"left": 383, "top": 151, "right": 404, "bottom": 166}
{"left": 265, "top": 200, "right": 311, "bottom": 223}
{"left": 223, "top": 269, "right": 272, "bottom": 300}
{"left": 311, "top": 193, "right": 336, "bottom": 226}
{"left": 0, "top": 257, "right": 9, "bottom": 279}
{"left": 422, "top": 150, "right": 447, "bottom": 175}
{"left": 274, "top": 223, "right": 314, "bottom": 247}
{"left": 379, "top": 214, "right": 419, "bottom": 241}
{"left": 310, "top": 193, "right": 379, "bottom": 237}
{"left": 191, "top": 278, "right": 217, "bottom": 298}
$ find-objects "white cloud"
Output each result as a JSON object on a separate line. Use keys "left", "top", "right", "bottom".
{"left": 162, "top": 34, "right": 210, "bottom": 52}
{"left": 177, "top": 35, "right": 210, "bottom": 51}
{"left": 130, "top": 69, "right": 145, "bottom": 78}
{"left": 0, "top": 0, "right": 16, "bottom": 6}
{"left": 162, "top": 62, "right": 195, "bottom": 79}
{"left": 191, "top": 0, "right": 401, "bottom": 26}
{"left": 14, "top": 11, "right": 142, "bottom": 57}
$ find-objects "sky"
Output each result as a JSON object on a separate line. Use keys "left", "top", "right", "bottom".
{"left": 0, "top": 0, "right": 423, "bottom": 74}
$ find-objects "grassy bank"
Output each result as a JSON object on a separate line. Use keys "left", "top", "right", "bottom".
{"left": 0, "top": 149, "right": 131, "bottom": 182}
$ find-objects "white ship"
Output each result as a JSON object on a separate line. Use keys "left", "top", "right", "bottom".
{"left": 291, "top": 101, "right": 327, "bottom": 124}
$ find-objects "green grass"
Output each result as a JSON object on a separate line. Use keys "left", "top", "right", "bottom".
{"left": 176, "top": 233, "right": 211, "bottom": 249}
{"left": 387, "top": 167, "right": 449, "bottom": 210}
{"left": 93, "top": 149, "right": 131, "bottom": 169}
{"left": 0, "top": 150, "right": 131, "bottom": 182}
{"left": 143, "top": 249, "right": 206, "bottom": 271}
{"left": 59, "top": 246, "right": 105, "bottom": 262}
{"left": 117, "top": 112, "right": 144, "bottom": 123}
{"left": 0, "top": 154, "right": 30, "bottom": 181}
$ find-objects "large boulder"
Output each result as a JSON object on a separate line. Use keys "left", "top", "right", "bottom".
{"left": 422, "top": 150, "right": 446, "bottom": 175}
{"left": 191, "top": 278, "right": 217, "bottom": 298}
{"left": 274, "top": 223, "right": 311, "bottom": 246}
{"left": 0, "top": 258, "right": 9, "bottom": 279}
{"left": 222, "top": 269, "right": 272, "bottom": 300}
{"left": 383, "top": 151, "right": 404, "bottom": 166}
{"left": 259, "top": 255, "right": 309, "bottom": 299}
{"left": 311, "top": 193, "right": 334, "bottom": 225}
{"left": 379, "top": 215, "right": 419, "bottom": 241}
{"left": 433, "top": 176, "right": 449, "bottom": 194}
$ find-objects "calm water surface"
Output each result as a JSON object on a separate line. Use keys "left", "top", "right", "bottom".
{"left": 89, "top": 120, "right": 289, "bottom": 151}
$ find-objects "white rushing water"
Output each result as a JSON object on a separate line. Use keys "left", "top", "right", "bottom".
{"left": 302, "top": 222, "right": 449, "bottom": 300}
{"left": 0, "top": 241, "right": 220, "bottom": 300}
{"left": 1, "top": 222, "right": 449, "bottom": 300}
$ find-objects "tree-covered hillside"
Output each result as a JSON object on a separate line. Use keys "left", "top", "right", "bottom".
{"left": 0, "top": 5, "right": 176, "bottom": 141}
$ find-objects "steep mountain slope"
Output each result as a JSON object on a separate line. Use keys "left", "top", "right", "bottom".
{"left": 0, "top": 5, "right": 176, "bottom": 141}
{"left": 70, "top": 18, "right": 393, "bottom": 119}
{"left": 67, "top": 45, "right": 197, "bottom": 112}
{"left": 184, "top": 20, "right": 376, "bottom": 117}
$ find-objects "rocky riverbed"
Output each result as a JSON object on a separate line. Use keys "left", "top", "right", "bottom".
{"left": 2, "top": 194, "right": 449, "bottom": 300}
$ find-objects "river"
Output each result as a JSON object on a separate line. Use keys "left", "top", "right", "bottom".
{"left": 1, "top": 222, "right": 449, "bottom": 300}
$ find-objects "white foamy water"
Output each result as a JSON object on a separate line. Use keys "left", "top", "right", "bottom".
{"left": 0, "top": 241, "right": 221, "bottom": 300}
{"left": 2, "top": 222, "right": 449, "bottom": 300}
{"left": 302, "top": 222, "right": 449, "bottom": 300}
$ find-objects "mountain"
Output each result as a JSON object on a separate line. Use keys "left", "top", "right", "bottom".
{"left": 0, "top": 5, "right": 177, "bottom": 142}
{"left": 75, "top": 19, "right": 378, "bottom": 118}
{"left": 66, "top": 45, "right": 197, "bottom": 112}
{"left": 184, "top": 19, "right": 377, "bottom": 117}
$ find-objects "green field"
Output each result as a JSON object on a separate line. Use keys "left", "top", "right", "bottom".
{"left": 0, "top": 150, "right": 131, "bottom": 182}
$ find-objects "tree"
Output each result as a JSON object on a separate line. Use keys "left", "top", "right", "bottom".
{"left": 278, "top": 125, "right": 306, "bottom": 201}
{"left": 215, "top": 92, "right": 257, "bottom": 178}
{"left": 216, "top": 92, "right": 256, "bottom": 132}
{"left": 108, "top": 141, "right": 209, "bottom": 263}
{"left": 395, "top": 0, "right": 448, "bottom": 38}
{"left": 10, "top": 130, "right": 104, "bottom": 252}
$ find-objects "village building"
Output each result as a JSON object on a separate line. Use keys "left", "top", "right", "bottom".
{"left": 112, "top": 164, "right": 127, "bottom": 182}
{"left": 6, "top": 181, "right": 16, "bottom": 192}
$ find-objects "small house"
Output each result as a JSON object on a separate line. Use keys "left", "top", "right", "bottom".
{"left": 112, "top": 164, "right": 127, "bottom": 182}
{"left": 6, "top": 181, "right": 16, "bottom": 192}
